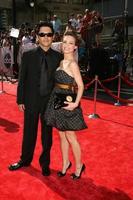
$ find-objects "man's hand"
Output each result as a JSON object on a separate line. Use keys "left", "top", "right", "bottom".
{"left": 18, "top": 104, "right": 25, "bottom": 112}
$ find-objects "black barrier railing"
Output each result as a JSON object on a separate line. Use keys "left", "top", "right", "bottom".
{"left": 114, "top": 72, "right": 121, "bottom": 106}
{"left": 88, "top": 75, "right": 100, "bottom": 119}
{"left": 83, "top": 72, "right": 133, "bottom": 119}
{"left": 0, "top": 70, "right": 5, "bottom": 94}
{"left": 84, "top": 79, "right": 95, "bottom": 89}
{"left": 97, "top": 80, "right": 133, "bottom": 104}
{"left": 84, "top": 73, "right": 133, "bottom": 104}
{"left": 100, "top": 74, "right": 119, "bottom": 83}
{"left": 121, "top": 75, "right": 133, "bottom": 87}
{"left": 3, "top": 73, "right": 18, "bottom": 84}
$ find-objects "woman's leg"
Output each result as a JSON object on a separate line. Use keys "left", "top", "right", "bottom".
{"left": 58, "top": 131, "right": 70, "bottom": 173}
{"left": 65, "top": 131, "right": 83, "bottom": 176}
{"left": 96, "top": 33, "right": 101, "bottom": 47}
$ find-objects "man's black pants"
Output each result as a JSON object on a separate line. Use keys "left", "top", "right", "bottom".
{"left": 20, "top": 110, "right": 52, "bottom": 169}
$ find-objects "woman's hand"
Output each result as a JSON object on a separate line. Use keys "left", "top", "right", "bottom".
{"left": 63, "top": 101, "right": 79, "bottom": 111}
{"left": 18, "top": 104, "right": 25, "bottom": 112}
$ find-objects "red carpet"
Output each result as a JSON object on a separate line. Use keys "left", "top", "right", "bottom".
{"left": 0, "top": 82, "right": 133, "bottom": 200}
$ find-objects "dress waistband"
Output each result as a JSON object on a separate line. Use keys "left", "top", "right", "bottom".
{"left": 55, "top": 83, "right": 75, "bottom": 92}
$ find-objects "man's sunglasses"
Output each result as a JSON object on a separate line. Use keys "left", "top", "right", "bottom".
{"left": 38, "top": 32, "right": 53, "bottom": 37}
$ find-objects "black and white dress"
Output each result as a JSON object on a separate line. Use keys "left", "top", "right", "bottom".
{"left": 44, "top": 69, "right": 87, "bottom": 131}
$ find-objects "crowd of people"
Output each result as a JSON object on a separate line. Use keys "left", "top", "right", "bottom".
{"left": 50, "top": 9, "right": 104, "bottom": 49}
{"left": 0, "top": 9, "right": 103, "bottom": 78}
{"left": 0, "top": 9, "right": 103, "bottom": 51}
{"left": 0, "top": 9, "right": 132, "bottom": 79}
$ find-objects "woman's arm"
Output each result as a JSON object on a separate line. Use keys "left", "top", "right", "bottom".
{"left": 64, "top": 61, "right": 84, "bottom": 110}
{"left": 71, "top": 61, "right": 84, "bottom": 106}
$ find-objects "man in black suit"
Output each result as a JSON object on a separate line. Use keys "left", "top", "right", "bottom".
{"left": 8, "top": 21, "right": 63, "bottom": 176}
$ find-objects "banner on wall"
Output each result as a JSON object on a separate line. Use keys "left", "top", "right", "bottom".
{"left": 0, "top": 46, "right": 13, "bottom": 76}
{"left": 10, "top": 28, "right": 20, "bottom": 38}
{"left": 17, "top": 43, "right": 37, "bottom": 66}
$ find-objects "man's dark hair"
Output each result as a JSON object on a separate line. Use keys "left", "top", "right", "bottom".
{"left": 35, "top": 21, "right": 54, "bottom": 35}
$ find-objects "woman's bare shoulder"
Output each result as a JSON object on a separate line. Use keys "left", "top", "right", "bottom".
{"left": 69, "top": 60, "right": 79, "bottom": 69}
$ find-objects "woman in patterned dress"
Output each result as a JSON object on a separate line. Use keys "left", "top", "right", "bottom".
{"left": 45, "top": 31, "right": 87, "bottom": 179}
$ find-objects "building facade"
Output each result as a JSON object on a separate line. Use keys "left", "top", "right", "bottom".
{"left": 0, "top": 0, "right": 132, "bottom": 38}
{"left": 91, "top": 0, "right": 133, "bottom": 36}
{"left": 0, "top": 0, "right": 90, "bottom": 29}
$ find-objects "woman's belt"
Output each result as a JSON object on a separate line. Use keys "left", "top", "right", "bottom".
{"left": 55, "top": 83, "right": 75, "bottom": 91}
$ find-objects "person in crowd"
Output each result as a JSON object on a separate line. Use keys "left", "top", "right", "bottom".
{"left": 89, "top": 42, "right": 110, "bottom": 79}
{"left": 77, "top": 33, "right": 87, "bottom": 69}
{"left": 82, "top": 9, "right": 92, "bottom": 25}
{"left": 80, "top": 9, "right": 92, "bottom": 40}
{"left": 65, "top": 20, "right": 75, "bottom": 32}
{"left": 112, "top": 46, "right": 124, "bottom": 72}
{"left": 8, "top": 21, "right": 63, "bottom": 176}
{"left": 76, "top": 14, "right": 83, "bottom": 33}
{"left": 21, "top": 31, "right": 32, "bottom": 45}
{"left": 123, "top": 49, "right": 128, "bottom": 74}
{"left": 69, "top": 13, "right": 78, "bottom": 30}
{"left": 44, "top": 31, "right": 87, "bottom": 180}
{"left": 30, "top": 29, "right": 36, "bottom": 43}
{"left": 80, "top": 9, "right": 95, "bottom": 52}
{"left": 53, "top": 32, "right": 61, "bottom": 42}
{"left": 112, "top": 19, "right": 124, "bottom": 48}
{"left": 92, "top": 11, "right": 104, "bottom": 47}
{"left": 51, "top": 15, "right": 62, "bottom": 35}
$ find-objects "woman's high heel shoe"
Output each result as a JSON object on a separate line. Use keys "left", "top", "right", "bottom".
{"left": 71, "top": 164, "right": 85, "bottom": 180}
{"left": 57, "top": 162, "right": 72, "bottom": 177}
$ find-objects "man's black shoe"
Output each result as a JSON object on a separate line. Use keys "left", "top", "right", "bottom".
{"left": 42, "top": 167, "right": 51, "bottom": 176}
{"left": 8, "top": 160, "right": 30, "bottom": 171}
